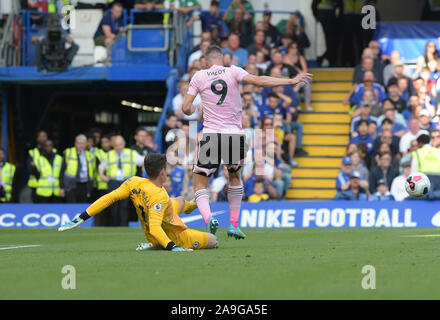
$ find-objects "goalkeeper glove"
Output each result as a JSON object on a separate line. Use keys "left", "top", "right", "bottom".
{"left": 166, "top": 241, "right": 193, "bottom": 251}
{"left": 58, "top": 211, "right": 90, "bottom": 232}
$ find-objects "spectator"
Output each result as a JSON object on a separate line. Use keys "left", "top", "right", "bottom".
{"left": 61, "top": 134, "right": 95, "bottom": 203}
{"left": 350, "top": 89, "right": 381, "bottom": 118}
{"left": 349, "top": 119, "right": 375, "bottom": 156}
{"left": 93, "top": 2, "right": 124, "bottom": 48}
{"left": 382, "top": 51, "right": 412, "bottom": 88}
{"left": 130, "top": 127, "right": 154, "bottom": 157}
{"left": 390, "top": 160, "right": 412, "bottom": 201}
{"left": 418, "top": 85, "right": 436, "bottom": 116}
{"left": 350, "top": 101, "right": 378, "bottom": 137}
{"left": 165, "top": 153, "right": 185, "bottom": 198}
{"left": 345, "top": 70, "right": 386, "bottom": 107}
{"left": 187, "top": 0, "right": 223, "bottom": 34}
{"left": 369, "top": 179, "right": 394, "bottom": 200}
{"left": 210, "top": 165, "right": 229, "bottom": 202}
{"left": 372, "top": 142, "right": 400, "bottom": 168}
{"left": 248, "top": 179, "right": 270, "bottom": 202}
{"left": 161, "top": 114, "right": 179, "bottom": 151}
{"left": 276, "top": 12, "right": 310, "bottom": 55}
{"left": 415, "top": 40, "right": 440, "bottom": 78}
{"left": 30, "top": 139, "right": 64, "bottom": 203}
{"left": 171, "top": 0, "right": 202, "bottom": 15}
{"left": 262, "top": 11, "right": 280, "bottom": 48}
{"left": 386, "top": 81, "right": 407, "bottom": 114}
{"left": 223, "top": 2, "right": 253, "bottom": 48}
{"left": 399, "top": 119, "right": 429, "bottom": 156}
{"left": 222, "top": 33, "right": 248, "bottom": 67}
{"left": 283, "top": 41, "right": 313, "bottom": 111}
{"left": 188, "top": 40, "right": 211, "bottom": 70}
{"left": 27, "top": 130, "right": 49, "bottom": 203}
{"left": 377, "top": 115, "right": 406, "bottom": 138}
{"left": 368, "top": 121, "right": 378, "bottom": 139}
{"left": 133, "top": 0, "right": 165, "bottom": 25}
{"left": 241, "top": 92, "right": 260, "bottom": 126}
{"left": 311, "top": 0, "right": 340, "bottom": 67}
{"left": 418, "top": 108, "right": 434, "bottom": 133}
{"left": 243, "top": 163, "right": 278, "bottom": 200}
{"left": 98, "top": 135, "right": 144, "bottom": 226}
{"left": 373, "top": 128, "right": 400, "bottom": 158}
{"left": 410, "top": 134, "right": 440, "bottom": 200}
{"left": 256, "top": 49, "right": 270, "bottom": 72}
{"left": 0, "top": 147, "right": 17, "bottom": 203}
{"left": 368, "top": 152, "right": 399, "bottom": 194}
{"left": 377, "top": 101, "right": 407, "bottom": 129}
{"left": 335, "top": 156, "right": 353, "bottom": 192}
{"left": 352, "top": 48, "right": 383, "bottom": 85}
{"left": 247, "top": 30, "right": 270, "bottom": 57}
{"left": 386, "top": 61, "right": 415, "bottom": 93}
{"left": 350, "top": 150, "right": 369, "bottom": 183}
{"left": 266, "top": 50, "right": 297, "bottom": 79}
{"left": 334, "top": 171, "right": 368, "bottom": 200}
{"left": 224, "top": 0, "right": 254, "bottom": 24}
{"left": 431, "top": 129, "right": 440, "bottom": 148}
{"left": 173, "top": 81, "right": 201, "bottom": 120}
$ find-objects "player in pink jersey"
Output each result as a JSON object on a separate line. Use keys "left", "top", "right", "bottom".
{"left": 182, "top": 45, "right": 312, "bottom": 239}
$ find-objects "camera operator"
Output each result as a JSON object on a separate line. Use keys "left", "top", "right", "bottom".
{"left": 32, "top": 14, "right": 79, "bottom": 72}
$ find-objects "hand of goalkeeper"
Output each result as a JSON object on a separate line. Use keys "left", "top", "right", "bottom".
{"left": 58, "top": 211, "right": 91, "bottom": 232}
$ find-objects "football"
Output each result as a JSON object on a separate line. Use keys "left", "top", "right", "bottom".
{"left": 405, "top": 172, "right": 431, "bottom": 197}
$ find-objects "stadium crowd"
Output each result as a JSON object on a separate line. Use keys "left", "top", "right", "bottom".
{"left": 337, "top": 38, "right": 440, "bottom": 201}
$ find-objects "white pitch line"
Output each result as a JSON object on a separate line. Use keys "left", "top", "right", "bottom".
{"left": 0, "top": 244, "right": 42, "bottom": 251}
{"left": 402, "top": 234, "right": 440, "bottom": 238}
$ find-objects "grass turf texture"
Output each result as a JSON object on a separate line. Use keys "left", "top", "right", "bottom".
{"left": 1, "top": 228, "right": 440, "bottom": 299}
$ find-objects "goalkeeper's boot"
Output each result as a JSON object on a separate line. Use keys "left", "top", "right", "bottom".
{"left": 58, "top": 217, "right": 84, "bottom": 232}
{"left": 136, "top": 242, "right": 157, "bottom": 251}
{"left": 227, "top": 223, "right": 246, "bottom": 240}
{"left": 206, "top": 216, "right": 219, "bottom": 235}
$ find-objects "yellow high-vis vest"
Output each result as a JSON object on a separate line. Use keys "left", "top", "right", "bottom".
{"left": 318, "top": 0, "right": 335, "bottom": 10}
{"left": 343, "top": 0, "right": 364, "bottom": 14}
{"left": 1, "top": 162, "right": 16, "bottom": 202}
{"left": 28, "top": 147, "right": 41, "bottom": 188}
{"left": 105, "top": 148, "right": 138, "bottom": 180}
{"left": 95, "top": 148, "right": 108, "bottom": 190}
{"left": 35, "top": 154, "right": 63, "bottom": 197}
{"left": 63, "top": 147, "right": 95, "bottom": 180}
{"left": 412, "top": 146, "right": 440, "bottom": 173}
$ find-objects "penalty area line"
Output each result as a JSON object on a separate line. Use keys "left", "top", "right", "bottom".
{"left": 0, "top": 244, "right": 42, "bottom": 251}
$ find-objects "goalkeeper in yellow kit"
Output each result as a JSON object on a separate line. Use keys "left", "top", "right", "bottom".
{"left": 58, "top": 153, "right": 218, "bottom": 251}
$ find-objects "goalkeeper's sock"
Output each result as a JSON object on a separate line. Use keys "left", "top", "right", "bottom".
{"left": 195, "top": 189, "right": 212, "bottom": 225}
{"left": 182, "top": 200, "right": 197, "bottom": 214}
{"left": 228, "top": 185, "right": 243, "bottom": 228}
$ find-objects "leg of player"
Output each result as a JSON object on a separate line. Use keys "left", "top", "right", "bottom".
{"left": 226, "top": 167, "right": 246, "bottom": 240}
{"left": 206, "top": 233, "right": 218, "bottom": 249}
{"left": 194, "top": 173, "right": 219, "bottom": 235}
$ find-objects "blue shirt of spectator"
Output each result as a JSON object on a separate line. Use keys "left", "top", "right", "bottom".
{"left": 222, "top": 47, "right": 248, "bottom": 67}
{"left": 350, "top": 83, "right": 386, "bottom": 107}
{"left": 169, "top": 165, "right": 185, "bottom": 197}
{"left": 199, "top": 11, "right": 223, "bottom": 32}
{"left": 334, "top": 171, "right": 368, "bottom": 200}
{"left": 335, "top": 156, "right": 353, "bottom": 191}
{"left": 350, "top": 115, "right": 378, "bottom": 134}
{"left": 350, "top": 134, "right": 375, "bottom": 155}
{"left": 261, "top": 86, "right": 298, "bottom": 107}
{"left": 94, "top": 11, "right": 123, "bottom": 40}
{"left": 377, "top": 121, "right": 406, "bottom": 134}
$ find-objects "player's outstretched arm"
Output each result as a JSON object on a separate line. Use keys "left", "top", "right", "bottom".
{"left": 58, "top": 180, "right": 131, "bottom": 231}
{"left": 242, "top": 72, "right": 313, "bottom": 88}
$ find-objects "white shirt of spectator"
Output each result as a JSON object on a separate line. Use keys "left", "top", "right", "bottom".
{"left": 187, "top": 50, "right": 203, "bottom": 70}
{"left": 399, "top": 129, "right": 429, "bottom": 154}
{"left": 390, "top": 174, "right": 410, "bottom": 201}
{"left": 172, "top": 92, "right": 201, "bottom": 120}
{"left": 78, "top": 151, "right": 89, "bottom": 183}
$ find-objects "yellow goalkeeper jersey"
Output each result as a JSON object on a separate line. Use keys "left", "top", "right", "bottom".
{"left": 86, "top": 176, "right": 188, "bottom": 248}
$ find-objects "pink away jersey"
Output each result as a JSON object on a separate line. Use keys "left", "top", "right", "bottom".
{"left": 188, "top": 64, "right": 249, "bottom": 134}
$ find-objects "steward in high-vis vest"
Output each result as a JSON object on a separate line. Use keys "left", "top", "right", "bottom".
{"left": 311, "top": 0, "right": 342, "bottom": 67}
{"left": 29, "top": 140, "right": 64, "bottom": 203}
{"left": 27, "top": 130, "right": 50, "bottom": 202}
{"left": 0, "top": 147, "right": 16, "bottom": 203}
{"left": 411, "top": 134, "right": 440, "bottom": 200}
{"left": 98, "top": 135, "right": 144, "bottom": 226}
{"left": 60, "top": 134, "right": 96, "bottom": 203}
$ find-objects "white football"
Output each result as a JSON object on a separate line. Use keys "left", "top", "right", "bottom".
{"left": 405, "top": 172, "right": 431, "bottom": 197}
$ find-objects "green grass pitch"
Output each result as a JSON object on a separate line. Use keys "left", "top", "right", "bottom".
{"left": 1, "top": 227, "right": 440, "bottom": 299}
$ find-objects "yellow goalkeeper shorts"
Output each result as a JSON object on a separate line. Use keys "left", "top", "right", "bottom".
{"left": 176, "top": 228, "right": 209, "bottom": 250}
